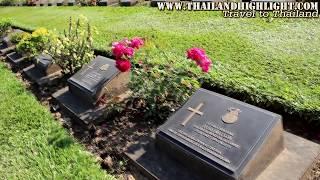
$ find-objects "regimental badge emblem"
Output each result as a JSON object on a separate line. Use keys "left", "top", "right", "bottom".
{"left": 100, "top": 64, "right": 110, "bottom": 71}
{"left": 222, "top": 108, "right": 241, "bottom": 124}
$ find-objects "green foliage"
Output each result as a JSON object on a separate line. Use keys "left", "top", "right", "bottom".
{"left": 47, "top": 17, "right": 95, "bottom": 75}
{"left": 9, "top": 31, "right": 29, "bottom": 44}
{"left": 16, "top": 28, "right": 53, "bottom": 57}
{"left": 129, "top": 58, "right": 205, "bottom": 123}
{"left": 0, "top": 18, "right": 11, "bottom": 37}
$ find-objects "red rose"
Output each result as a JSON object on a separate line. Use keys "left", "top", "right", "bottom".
{"left": 115, "top": 59, "right": 131, "bottom": 72}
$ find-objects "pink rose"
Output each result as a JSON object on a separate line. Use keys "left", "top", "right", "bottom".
{"left": 129, "top": 37, "right": 144, "bottom": 49}
{"left": 197, "top": 57, "right": 212, "bottom": 73}
{"left": 115, "top": 59, "right": 131, "bottom": 72}
{"left": 112, "top": 43, "right": 127, "bottom": 59}
{"left": 186, "top": 48, "right": 206, "bottom": 62}
{"left": 124, "top": 47, "right": 134, "bottom": 58}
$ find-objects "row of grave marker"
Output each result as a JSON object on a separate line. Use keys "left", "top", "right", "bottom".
{"left": 8, "top": 0, "right": 138, "bottom": 7}
{"left": 0, "top": 28, "right": 318, "bottom": 180}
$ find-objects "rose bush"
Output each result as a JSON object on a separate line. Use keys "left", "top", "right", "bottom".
{"left": 111, "top": 37, "right": 144, "bottom": 72}
{"left": 110, "top": 37, "right": 213, "bottom": 124}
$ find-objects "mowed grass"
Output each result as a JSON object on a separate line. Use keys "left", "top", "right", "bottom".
{"left": 0, "top": 63, "right": 113, "bottom": 179}
{"left": 0, "top": 7, "right": 320, "bottom": 121}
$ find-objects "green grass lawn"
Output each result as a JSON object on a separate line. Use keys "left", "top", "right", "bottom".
{"left": 0, "top": 62, "right": 113, "bottom": 179}
{"left": 0, "top": 6, "right": 319, "bottom": 121}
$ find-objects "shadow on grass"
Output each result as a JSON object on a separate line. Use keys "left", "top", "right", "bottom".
{"left": 48, "top": 129, "right": 74, "bottom": 149}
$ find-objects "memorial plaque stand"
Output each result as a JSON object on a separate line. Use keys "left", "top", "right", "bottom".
{"left": 0, "top": 43, "right": 15, "bottom": 56}
{"left": 6, "top": 52, "right": 28, "bottom": 68}
{"left": 23, "top": 54, "right": 62, "bottom": 86}
{"left": 126, "top": 132, "right": 320, "bottom": 180}
{"left": 125, "top": 88, "right": 320, "bottom": 180}
{"left": 0, "top": 29, "right": 24, "bottom": 56}
{"left": 53, "top": 56, "right": 130, "bottom": 124}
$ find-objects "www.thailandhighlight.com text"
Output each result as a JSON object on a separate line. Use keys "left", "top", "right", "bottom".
{"left": 157, "top": 1, "right": 319, "bottom": 18}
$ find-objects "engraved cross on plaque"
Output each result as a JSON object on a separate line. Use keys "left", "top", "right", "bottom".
{"left": 181, "top": 102, "right": 204, "bottom": 126}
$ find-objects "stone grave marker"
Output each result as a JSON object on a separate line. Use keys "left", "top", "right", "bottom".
{"left": 125, "top": 88, "right": 320, "bottom": 180}
{"left": 56, "top": 0, "right": 64, "bottom": 6}
{"left": 23, "top": 54, "right": 62, "bottom": 86}
{"left": 120, "top": 0, "right": 137, "bottom": 6}
{"left": 53, "top": 56, "right": 130, "bottom": 124}
{"left": 68, "top": 0, "right": 76, "bottom": 5}
{"left": 39, "top": 0, "right": 49, "bottom": 6}
{"left": 98, "top": 0, "right": 119, "bottom": 6}
{"left": 6, "top": 52, "right": 28, "bottom": 67}
{"left": 156, "top": 88, "right": 283, "bottom": 179}
{"left": 48, "top": 0, "right": 54, "bottom": 6}
{"left": 0, "top": 29, "right": 24, "bottom": 56}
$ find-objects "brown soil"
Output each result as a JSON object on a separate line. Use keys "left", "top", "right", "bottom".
{"left": 1, "top": 56, "right": 320, "bottom": 180}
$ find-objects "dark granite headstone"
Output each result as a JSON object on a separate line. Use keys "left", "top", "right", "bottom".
{"left": 120, "top": 0, "right": 137, "bottom": 6}
{"left": 23, "top": 54, "right": 62, "bottom": 86}
{"left": 6, "top": 52, "right": 27, "bottom": 67}
{"left": 98, "top": 0, "right": 119, "bottom": 6}
{"left": 68, "top": 56, "right": 128, "bottom": 105}
{"left": 155, "top": 88, "right": 284, "bottom": 180}
{"left": 98, "top": 0, "right": 108, "bottom": 6}
{"left": 1, "top": 46, "right": 15, "bottom": 56}
{"left": 1, "top": 30, "right": 25, "bottom": 56}
{"left": 53, "top": 56, "right": 130, "bottom": 123}
{"left": 34, "top": 54, "right": 61, "bottom": 76}
{"left": 68, "top": 0, "right": 75, "bottom": 5}
{"left": 125, "top": 132, "right": 320, "bottom": 180}
{"left": 57, "top": 1, "right": 63, "bottom": 6}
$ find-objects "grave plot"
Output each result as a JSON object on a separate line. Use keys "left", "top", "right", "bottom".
{"left": 23, "top": 54, "right": 63, "bottom": 86}
{"left": 53, "top": 56, "right": 130, "bottom": 124}
{"left": 126, "top": 88, "right": 320, "bottom": 180}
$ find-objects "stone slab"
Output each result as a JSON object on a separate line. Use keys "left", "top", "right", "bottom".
{"left": 0, "top": 45, "right": 15, "bottom": 56}
{"left": 23, "top": 64, "right": 62, "bottom": 86}
{"left": 125, "top": 132, "right": 320, "bottom": 180}
{"left": 156, "top": 88, "right": 283, "bottom": 179}
{"left": 52, "top": 87, "right": 107, "bottom": 124}
{"left": 6, "top": 52, "right": 28, "bottom": 67}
